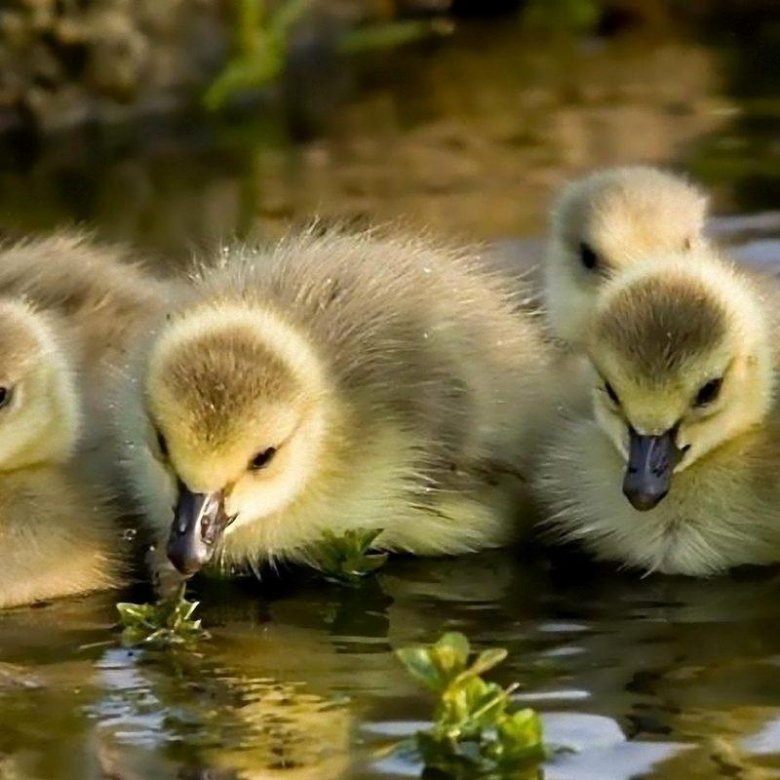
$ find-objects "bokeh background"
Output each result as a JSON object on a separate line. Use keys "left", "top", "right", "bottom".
{"left": 0, "top": 0, "right": 777, "bottom": 260}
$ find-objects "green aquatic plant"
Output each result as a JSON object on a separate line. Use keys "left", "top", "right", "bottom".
{"left": 117, "top": 584, "right": 208, "bottom": 648}
{"left": 395, "top": 632, "right": 545, "bottom": 777}
{"left": 310, "top": 528, "right": 389, "bottom": 586}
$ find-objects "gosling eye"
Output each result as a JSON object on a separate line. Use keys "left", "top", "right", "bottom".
{"left": 154, "top": 428, "right": 169, "bottom": 460}
{"left": 0, "top": 386, "right": 13, "bottom": 410}
{"left": 249, "top": 447, "right": 277, "bottom": 471}
{"left": 694, "top": 377, "right": 723, "bottom": 408}
{"left": 605, "top": 382, "right": 620, "bottom": 406}
{"left": 579, "top": 241, "right": 599, "bottom": 271}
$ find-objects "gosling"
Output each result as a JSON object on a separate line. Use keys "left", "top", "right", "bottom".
{"left": 535, "top": 248, "right": 780, "bottom": 576}
{"left": 117, "top": 229, "right": 552, "bottom": 579}
{"left": 0, "top": 231, "right": 170, "bottom": 379}
{"left": 0, "top": 299, "right": 121, "bottom": 607}
{"left": 544, "top": 166, "right": 708, "bottom": 348}
{"left": 0, "top": 232, "right": 173, "bottom": 469}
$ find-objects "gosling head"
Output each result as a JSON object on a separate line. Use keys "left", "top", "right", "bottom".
{"left": 587, "top": 252, "right": 773, "bottom": 511}
{"left": 145, "top": 304, "right": 332, "bottom": 576}
{"left": 0, "top": 300, "right": 80, "bottom": 470}
{"left": 545, "top": 166, "right": 708, "bottom": 346}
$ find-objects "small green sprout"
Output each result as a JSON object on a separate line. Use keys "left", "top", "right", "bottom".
{"left": 309, "top": 528, "right": 389, "bottom": 586}
{"left": 116, "top": 584, "right": 209, "bottom": 649}
{"left": 395, "top": 632, "right": 545, "bottom": 777}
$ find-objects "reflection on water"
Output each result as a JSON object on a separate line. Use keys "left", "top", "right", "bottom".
{"left": 0, "top": 10, "right": 779, "bottom": 780}
{"left": 3, "top": 555, "right": 780, "bottom": 778}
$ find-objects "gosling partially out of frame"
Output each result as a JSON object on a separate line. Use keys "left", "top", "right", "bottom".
{"left": 544, "top": 166, "right": 708, "bottom": 348}
{"left": 0, "top": 232, "right": 173, "bottom": 471}
{"left": 0, "top": 300, "right": 121, "bottom": 607}
{"left": 116, "top": 228, "right": 553, "bottom": 580}
{"left": 535, "top": 248, "right": 780, "bottom": 576}
{"left": 0, "top": 231, "right": 170, "bottom": 388}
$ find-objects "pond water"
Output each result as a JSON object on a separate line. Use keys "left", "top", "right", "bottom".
{"left": 0, "top": 10, "right": 779, "bottom": 780}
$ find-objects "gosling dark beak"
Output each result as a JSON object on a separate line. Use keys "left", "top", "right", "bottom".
{"left": 167, "top": 483, "right": 231, "bottom": 576}
{"left": 622, "top": 427, "right": 682, "bottom": 511}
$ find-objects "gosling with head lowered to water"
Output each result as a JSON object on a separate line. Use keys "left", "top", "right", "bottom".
{"left": 0, "top": 299, "right": 121, "bottom": 607}
{"left": 536, "top": 247, "right": 780, "bottom": 576}
{"left": 117, "top": 229, "right": 553, "bottom": 580}
{"left": 544, "top": 166, "right": 708, "bottom": 348}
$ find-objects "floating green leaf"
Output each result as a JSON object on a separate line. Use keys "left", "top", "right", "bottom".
{"left": 494, "top": 708, "right": 546, "bottom": 765}
{"left": 469, "top": 647, "right": 509, "bottom": 678}
{"left": 396, "top": 646, "right": 444, "bottom": 692}
{"left": 394, "top": 631, "right": 546, "bottom": 777}
{"left": 433, "top": 631, "right": 471, "bottom": 682}
{"left": 116, "top": 584, "right": 208, "bottom": 649}
{"left": 309, "top": 527, "right": 388, "bottom": 586}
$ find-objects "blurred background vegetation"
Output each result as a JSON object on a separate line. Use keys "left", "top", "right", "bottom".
{"left": 0, "top": 0, "right": 777, "bottom": 259}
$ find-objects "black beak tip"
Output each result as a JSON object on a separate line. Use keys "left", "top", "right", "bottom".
{"left": 623, "top": 486, "right": 668, "bottom": 512}
{"left": 167, "top": 553, "right": 201, "bottom": 577}
{"left": 623, "top": 427, "right": 680, "bottom": 512}
{"left": 168, "top": 485, "right": 228, "bottom": 576}
{"left": 166, "top": 534, "right": 211, "bottom": 577}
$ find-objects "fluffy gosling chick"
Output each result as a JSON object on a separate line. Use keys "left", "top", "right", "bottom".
{"left": 0, "top": 231, "right": 170, "bottom": 378}
{"left": 0, "top": 232, "right": 173, "bottom": 474}
{"left": 118, "top": 229, "right": 551, "bottom": 578}
{"left": 536, "top": 249, "right": 780, "bottom": 576}
{"left": 0, "top": 299, "right": 120, "bottom": 607}
{"left": 544, "top": 166, "right": 708, "bottom": 348}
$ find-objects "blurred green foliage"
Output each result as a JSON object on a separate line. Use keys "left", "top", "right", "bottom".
{"left": 204, "top": 0, "right": 311, "bottom": 110}
{"left": 205, "top": 0, "right": 452, "bottom": 110}
{"left": 338, "top": 18, "right": 454, "bottom": 55}
{"left": 523, "top": 0, "right": 601, "bottom": 33}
